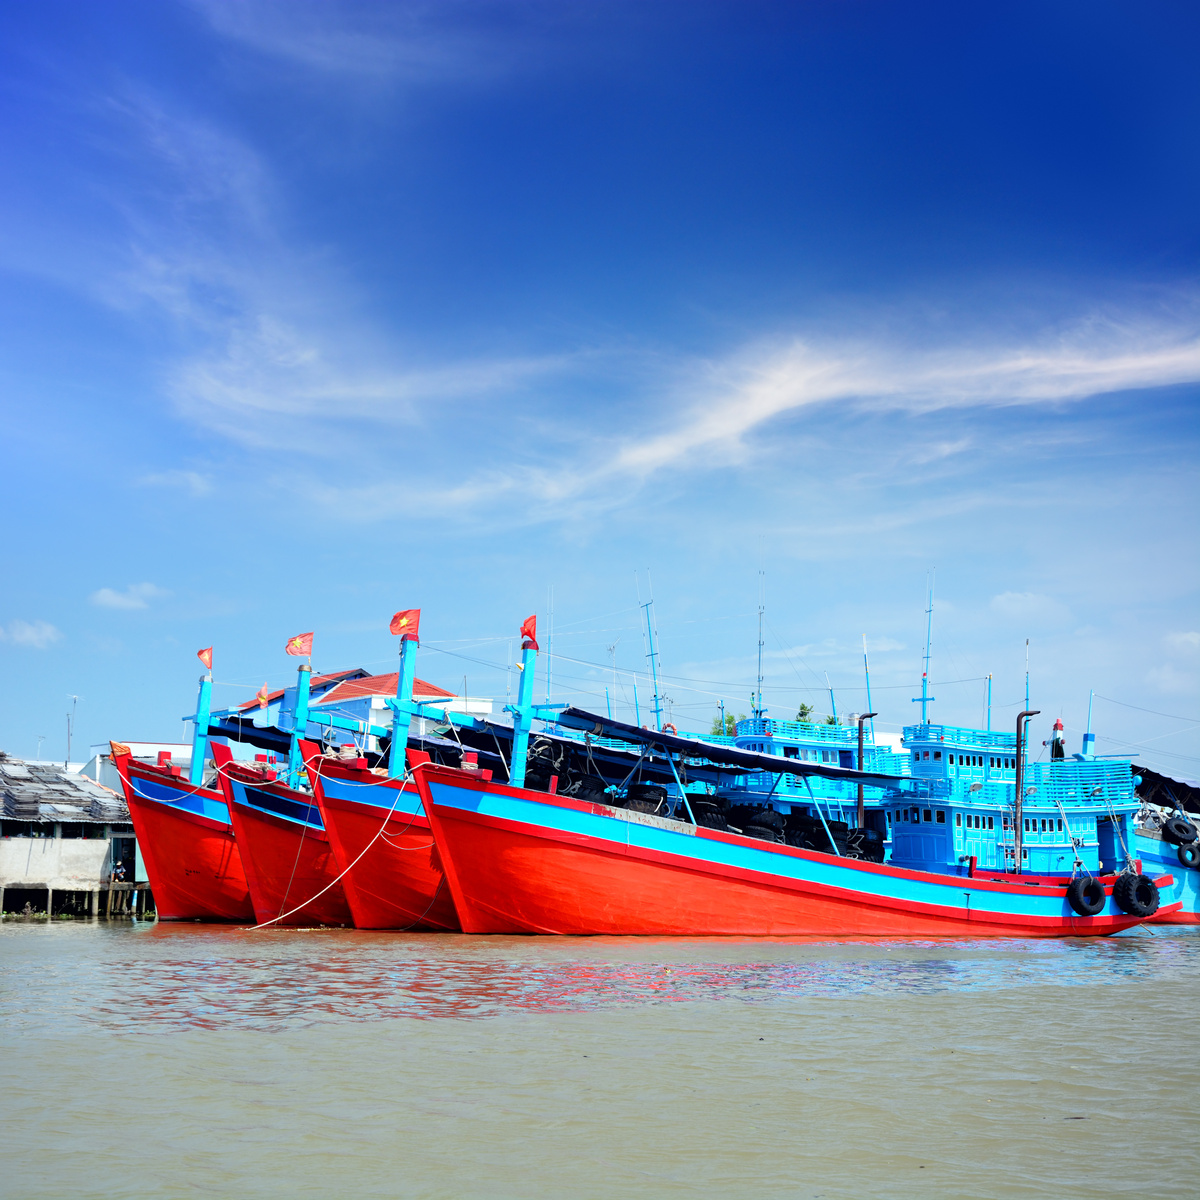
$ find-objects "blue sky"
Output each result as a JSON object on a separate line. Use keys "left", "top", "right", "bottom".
{"left": 1, "top": 1, "right": 1197, "bottom": 773}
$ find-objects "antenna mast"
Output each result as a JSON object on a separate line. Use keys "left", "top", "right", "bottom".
{"left": 911, "top": 574, "right": 936, "bottom": 724}
{"left": 638, "top": 571, "right": 664, "bottom": 732}
{"left": 862, "top": 635, "right": 875, "bottom": 741}
{"left": 755, "top": 569, "right": 765, "bottom": 718}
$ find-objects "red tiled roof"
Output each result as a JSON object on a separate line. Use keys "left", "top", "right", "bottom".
{"left": 237, "top": 667, "right": 367, "bottom": 711}
{"left": 314, "top": 672, "right": 455, "bottom": 706}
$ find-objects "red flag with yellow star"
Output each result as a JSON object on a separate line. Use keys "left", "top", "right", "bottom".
{"left": 197, "top": 646, "right": 213, "bottom": 670}
{"left": 520, "top": 615, "right": 538, "bottom": 650}
{"left": 256, "top": 683, "right": 270, "bottom": 709}
{"left": 285, "top": 632, "right": 313, "bottom": 657}
{"left": 389, "top": 608, "right": 420, "bottom": 641}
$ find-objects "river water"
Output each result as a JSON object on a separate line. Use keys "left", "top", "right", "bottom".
{"left": 2, "top": 921, "right": 1197, "bottom": 1198}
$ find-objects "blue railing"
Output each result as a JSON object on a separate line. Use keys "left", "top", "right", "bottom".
{"left": 735, "top": 718, "right": 861, "bottom": 745}
{"left": 903, "top": 724, "right": 1017, "bottom": 751}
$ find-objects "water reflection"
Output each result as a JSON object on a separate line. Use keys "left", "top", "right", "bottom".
{"left": 2, "top": 923, "right": 1196, "bottom": 1035}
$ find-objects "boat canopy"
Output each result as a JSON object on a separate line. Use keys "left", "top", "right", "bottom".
{"left": 554, "top": 707, "right": 910, "bottom": 789}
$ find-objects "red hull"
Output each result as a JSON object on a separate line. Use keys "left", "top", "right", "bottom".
{"left": 309, "top": 764, "right": 459, "bottom": 931}
{"left": 226, "top": 797, "right": 354, "bottom": 927}
{"left": 420, "top": 771, "right": 1160, "bottom": 938}
{"left": 113, "top": 756, "right": 253, "bottom": 922}
{"left": 1148, "top": 909, "right": 1200, "bottom": 925}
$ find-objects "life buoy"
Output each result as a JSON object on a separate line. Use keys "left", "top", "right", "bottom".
{"left": 1178, "top": 842, "right": 1200, "bottom": 870}
{"left": 1066, "top": 875, "right": 1105, "bottom": 916}
{"left": 1113, "top": 873, "right": 1160, "bottom": 918}
{"left": 662, "top": 723, "right": 677, "bottom": 735}
{"left": 1162, "top": 815, "right": 1198, "bottom": 846}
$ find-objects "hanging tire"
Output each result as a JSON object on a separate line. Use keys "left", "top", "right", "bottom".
{"left": 1113, "top": 873, "right": 1160, "bottom": 918}
{"left": 1162, "top": 815, "right": 1198, "bottom": 846}
{"left": 1066, "top": 876, "right": 1106, "bottom": 916}
{"left": 1178, "top": 842, "right": 1200, "bottom": 870}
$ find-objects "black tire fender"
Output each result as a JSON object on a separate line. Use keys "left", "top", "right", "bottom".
{"left": 1066, "top": 875, "right": 1106, "bottom": 917}
{"left": 1162, "top": 815, "right": 1198, "bottom": 846}
{"left": 1113, "top": 872, "right": 1160, "bottom": 918}
{"left": 1177, "top": 842, "right": 1200, "bottom": 870}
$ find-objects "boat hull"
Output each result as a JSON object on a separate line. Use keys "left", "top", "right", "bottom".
{"left": 216, "top": 765, "right": 354, "bottom": 928}
{"left": 417, "top": 766, "right": 1176, "bottom": 938}
{"left": 307, "top": 755, "right": 459, "bottom": 931}
{"left": 112, "top": 755, "right": 253, "bottom": 922}
{"left": 1135, "top": 828, "right": 1200, "bottom": 925}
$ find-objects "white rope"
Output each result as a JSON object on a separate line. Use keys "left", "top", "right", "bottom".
{"left": 249, "top": 765, "right": 417, "bottom": 930}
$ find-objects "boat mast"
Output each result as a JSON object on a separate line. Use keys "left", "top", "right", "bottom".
{"left": 911, "top": 574, "right": 936, "bottom": 724}
{"left": 1082, "top": 689, "right": 1095, "bottom": 758}
{"left": 986, "top": 673, "right": 993, "bottom": 732}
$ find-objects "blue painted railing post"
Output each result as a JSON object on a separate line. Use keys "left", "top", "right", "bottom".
{"left": 388, "top": 636, "right": 419, "bottom": 778}
{"left": 508, "top": 643, "right": 538, "bottom": 789}
{"left": 287, "top": 664, "right": 312, "bottom": 788}
{"left": 188, "top": 675, "right": 212, "bottom": 785}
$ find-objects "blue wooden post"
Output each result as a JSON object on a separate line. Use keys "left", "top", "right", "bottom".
{"left": 287, "top": 664, "right": 312, "bottom": 788}
{"left": 508, "top": 643, "right": 538, "bottom": 789}
{"left": 188, "top": 675, "right": 212, "bottom": 785}
{"left": 388, "top": 637, "right": 419, "bottom": 777}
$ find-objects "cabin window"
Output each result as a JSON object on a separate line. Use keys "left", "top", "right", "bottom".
{"left": 886, "top": 811, "right": 892, "bottom": 826}
{"left": 987, "top": 816, "right": 994, "bottom": 830}
{"left": 1022, "top": 849, "right": 1028, "bottom": 859}
{"left": 934, "top": 751, "right": 942, "bottom": 761}
{"left": 923, "top": 751, "right": 929, "bottom": 760}
{"left": 913, "top": 752, "right": 919, "bottom": 762}
{"left": 784, "top": 747, "right": 798, "bottom": 759}
{"left": 955, "top": 813, "right": 962, "bottom": 827}
{"left": 975, "top": 815, "right": 981, "bottom": 829}
{"left": 1003, "top": 816, "right": 1009, "bottom": 830}
{"left": 923, "top": 809, "right": 932, "bottom": 823}
{"left": 936, "top": 810, "right": 945, "bottom": 824}
{"left": 1057, "top": 819, "right": 1062, "bottom": 832}
{"left": 989, "top": 757, "right": 994, "bottom": 767}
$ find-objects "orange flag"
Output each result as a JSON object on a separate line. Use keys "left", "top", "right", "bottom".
{"left": 389, "top": 608, "right": 421, "bottom": 641}
{"left": 197, "top": 646, "right": 213, "bottom": 670}
{"left": 256, "top": 683, "right": 270, "bottom": 709}
{"left": 520, "top": 615, "right": 538, "bottom": 651}
{"left": 285, "top": 632, "right": 313, "bottom": 657}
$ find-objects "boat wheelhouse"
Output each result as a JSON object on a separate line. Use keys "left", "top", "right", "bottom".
{"left": 889, "top": 722, "right": 1141, "bottom": 877}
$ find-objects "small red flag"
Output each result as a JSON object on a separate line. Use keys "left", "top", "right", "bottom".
{"left": 285, "top": 632, "right": 313, "bottom": 657}
{"left": 256, "top": 682, "right": 270, "bottom": 709}
{"left": 389, "top": 608, "right": 421, "bottom": 641}
{"left": 197, "top": 646, "right": 213, "bottom": 670}
{"left": 520, "top": 615, "right": 538, "bottom": 651}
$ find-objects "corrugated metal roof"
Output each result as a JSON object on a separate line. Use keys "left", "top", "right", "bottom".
{"left": 0, "top": 753, "right": 128, "bottom": 823}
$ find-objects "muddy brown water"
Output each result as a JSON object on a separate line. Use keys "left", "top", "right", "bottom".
{"left": 2, "top": 921, "right": 1197, "bottom": 1198}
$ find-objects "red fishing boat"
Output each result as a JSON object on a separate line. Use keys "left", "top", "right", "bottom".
{"left": 414, "top": 703, "right": 1180, "bottom": 938}
{"left": 211, "top": 744, "right": 352, "bottom": 927}
{"left": 302, "top": 742, "right": 459, "bottom": 931}
{"left": 110, "top": 746, "right": 253, "bottom": 922}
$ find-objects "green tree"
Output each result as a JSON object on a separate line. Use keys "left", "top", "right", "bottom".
{"left": 796, "top": 703, "right": 814, "bottom": 723}
{"left": 711, "top": 712, "right": 744, "bottom": 735}
{"left": 825, "top": 714, "right": 839, "bottom": 726}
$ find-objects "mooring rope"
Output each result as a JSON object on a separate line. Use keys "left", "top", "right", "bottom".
{"left": 248, "top": 765, "right": 417, "bottom": 930}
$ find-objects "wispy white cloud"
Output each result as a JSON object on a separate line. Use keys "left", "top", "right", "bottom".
{"left": 0, "top": 620, "right": 63, "bottom": 649}
{"left": 1166, "top": 631, "right": 1200, "bottom": 653}
{"left": 91, "top": 583, "right": 171, "bottom": 611}
{"left": 190, "top": 0, "right": 552, "bottom": 84}
{"left": 139, "top": 469, "right": 213, "bottom": 496}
